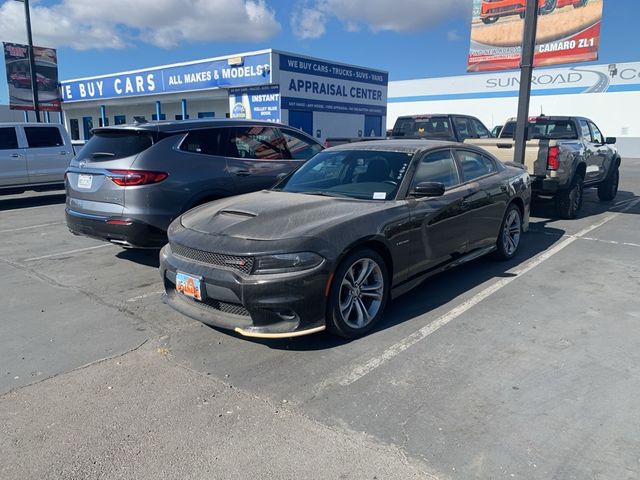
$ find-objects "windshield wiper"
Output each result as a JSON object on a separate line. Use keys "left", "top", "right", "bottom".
{"left": 91, "top": 152, "right": 116, "bottom": 158}
{"left": 295, "top": 191, "right": 352, "bottom": 199}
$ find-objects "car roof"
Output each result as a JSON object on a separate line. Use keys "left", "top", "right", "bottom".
{"left": 92, "top": 118, "right": 299, "bottom": 134}
{"left": 326, "top": 139, "right": 461, "bottom": 154}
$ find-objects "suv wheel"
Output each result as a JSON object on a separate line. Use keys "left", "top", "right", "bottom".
{"left": 597, "top": 164, "right": 619, "bottom": 202}
{"left": 327, "top": 249, "right": 389, "bottom": 338}
{"left": 556, "top": 174, "right": 584, "bottom": 219}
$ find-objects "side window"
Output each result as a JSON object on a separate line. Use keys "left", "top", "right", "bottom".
{"left": 579, "top": 120, "right": 592, "bottom": 141}
{"left": 280, "top": 129, "right": 323, "bottom": 160}
{"left": 454, "top": 117, "right": 473, "bottom": 141}
{"left": 472, "top": 119, "right": 491, "bottom": 138}
{"left": 456, "top": 150, "right": 497, "bottom": 181}
{"left": 410, "top": 149, "right": 460, "bottom": 190}
{"left": 24, "top": 127, "right": 64, "bottom": 148}
{"left": 0, "top": 127, "right": 19, "bottom": 150}
{"left": 180, "top": 128, "right": 226, "bottom": 156}
{"left": 227, "top": 126, "right": 285, "bottom": 160}
{"left": 589, "top": 122, "right": 604, "bottom": 145}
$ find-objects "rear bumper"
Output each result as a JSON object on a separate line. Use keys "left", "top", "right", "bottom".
{"left": 531, "top": 177, "right": 561, "bottom": 196}
{"left": 66, "top": 208, "right": 167, "bottom": 248}
{"left": 160, "top": 244, "right": 329, "bottom": 338}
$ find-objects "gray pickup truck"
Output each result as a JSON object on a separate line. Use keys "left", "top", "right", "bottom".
{"left": 466, "top": 116, "right": 621, "bottom": 218}
{"left": 0, "top": 123, "right": 73, "bottom": 194}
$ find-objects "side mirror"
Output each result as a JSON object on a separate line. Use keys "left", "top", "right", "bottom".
{"left": 606, "top": 137, "right": 617, "bottom": 145}
{"left": 411, "top": 181, "right": 445, "bottom": 198}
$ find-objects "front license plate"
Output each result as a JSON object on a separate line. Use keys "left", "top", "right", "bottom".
{"left": 176, "top": 272, "right": 203, "bottom": 301}
{"left": 77, "top": 174, "right": 93, "bottom": 189}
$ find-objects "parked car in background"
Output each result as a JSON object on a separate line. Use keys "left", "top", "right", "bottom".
{"left": 466, "top": 116, "right": 620, "bottom": 218}
{"left": 160, "top": 140, "right": 531, "bottom": 339}
{"left": 480, "top": 0, "right": 588, "bottom": 24}
{"left": 65, "top": 119, "right": 323, "bottom": 248}
{"left": 391, "top": 114, "right": 492, "bottom": 143}
{"left": 0, "top": 123, "right": 73, "bottom": 194}
{"left": 491, "top": 125, "right": 503, "bottom": 138}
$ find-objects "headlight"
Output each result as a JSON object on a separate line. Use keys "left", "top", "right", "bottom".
{"left": 253, "top": 252, "right": 324, "bottom": 274}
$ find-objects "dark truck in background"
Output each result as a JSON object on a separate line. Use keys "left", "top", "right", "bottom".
{"left": 391, "top": 114, "right": 493, "bottom": 142}
{"left": 467, "top": 116, "right": 621, "bottom": 218}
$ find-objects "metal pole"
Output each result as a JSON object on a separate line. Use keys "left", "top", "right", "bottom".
{"left": 513, "top": 0, "right": 539, "bottom": 164}
{"left": 181, "top": 99, "right": 187, "bottom": 120}
{"left": 23, "top": 0, "right": 41, "bottom": 122}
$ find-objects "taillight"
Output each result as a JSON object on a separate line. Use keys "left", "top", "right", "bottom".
{"left": 547, "top": 146, "right": 559, "bottom": 171}
{"left": 106, "top": 170, "right": 168, "bottom": 186}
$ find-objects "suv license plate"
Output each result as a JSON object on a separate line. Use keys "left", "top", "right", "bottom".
{"left": 78, "top": 174, "right": 93, "bottom": 189}
{"left": 176, "top": 272, "right": 203, "bottom": 301}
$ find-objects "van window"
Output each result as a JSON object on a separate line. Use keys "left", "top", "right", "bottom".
{"left": 80, "top": 131, "right": 154, "bottom": 161}
{"left": 179, "top": 129, "right": 226, "bottom": 156}
{"left": 0, "top": 127, "right": 19, "bottom": 150}
{"left": 24, "top": 127, "right": 64, "bottom": 148}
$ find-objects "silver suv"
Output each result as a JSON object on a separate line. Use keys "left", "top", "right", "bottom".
{"left": 65, "top": 119, "right": 323, "bottom": 248}
{"left": 1, "top": 123, "right": 73, "bottom": 194}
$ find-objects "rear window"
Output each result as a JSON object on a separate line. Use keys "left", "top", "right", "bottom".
{"left": 24, "top": 127, "right": 64, "bottom": 148}
{"left": 500, "top": 120, "right": 578, "bottom": 140}
{"left": 80, "top": 131, "right": 154, "bottom": 161}
{"left": 392, "top": 117, "right": 454, "bottom": 140}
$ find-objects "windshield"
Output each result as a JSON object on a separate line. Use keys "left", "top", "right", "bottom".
{"left": 277, "top": 150, "right": 413, "bottom": 201}
{"left": 500, "top": 120, "right": 578, "bottom": 140}
{"left": 79, "top": 131, "right": 155, "bottom": 161}
{"left": 392, "top": 117, "right": 454, "bottom": 140}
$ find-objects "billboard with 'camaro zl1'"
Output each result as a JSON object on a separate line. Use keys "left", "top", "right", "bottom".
{"left": 468, "top": 0, "right": 603, "bottom": 72}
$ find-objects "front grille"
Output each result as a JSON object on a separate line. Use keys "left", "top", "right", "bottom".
{"left": 184, "top": 295, "right": 251, "bottom": 318}
{"left": 170, "top": 242, "right": 254, "bottom": 274}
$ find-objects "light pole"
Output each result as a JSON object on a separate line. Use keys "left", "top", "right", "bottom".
{"left": 14, "top": 0, "right": 41, "bottom": 122}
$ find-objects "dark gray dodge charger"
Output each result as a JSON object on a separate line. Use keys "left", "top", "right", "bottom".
{"left": 160, "top": 140, "right": 531, "bottom": 339}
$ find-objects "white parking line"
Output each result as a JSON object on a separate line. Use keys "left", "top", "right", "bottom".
{"left": 0, "top": 222, "right": 63, "bottom": 234}
{"left": 127, "top": 290, "right": 164, "bottom": 302}
{"left": 24, "top": 244, "right": 113, "bottom": 262}
{"left": 332, "top": 197, "right": 640, "bottom": 388}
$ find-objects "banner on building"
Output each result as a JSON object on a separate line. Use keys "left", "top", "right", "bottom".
{"left": 468, "top": 0, "right": 604, "bottom": 72}
{"left": 3, "top": 42, "right": 61, "bottom": 111}
{"left": 229, "top": 85, "right": 281, "bottom": 122}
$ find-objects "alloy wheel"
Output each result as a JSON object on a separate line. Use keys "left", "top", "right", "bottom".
{"left": 502, "top": 208, "right": 522, "bottom": 257}
{"left": 339, "top": 258, "right": 385, "bottom": 330}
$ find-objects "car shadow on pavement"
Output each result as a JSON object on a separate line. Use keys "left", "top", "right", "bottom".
{"left": 116, "top": 248, "right": 162, "bottom": 268}
{"left": 239, "top": 220, "right": 567, "bottom": 352}
{"left": 0, "top": 192, "right": 66, "bottom": 211}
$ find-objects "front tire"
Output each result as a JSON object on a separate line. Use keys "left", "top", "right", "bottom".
{"left": 540, "top": 0, "right": 558, "bottom": 14}
{"left": 482, "top": 16, "right": 499, "bottom": 24}
{"left": 495, "top": 204, "right": 523, "bottom": 260}
{"left": 597, "top": 164, "right": 619, "bottom": 201}
{"left": 327, "top": 249, "right": 389, "bottom": 338}
{"left": 574, "top": 0, "right": 587, "bottom": 7}
{"left": 555, "top": 174, "right": 584, "bottom": 219}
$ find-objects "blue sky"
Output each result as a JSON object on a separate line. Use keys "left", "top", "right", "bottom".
{"left": 0, "top": 0, "right": 637, "bottom": 105}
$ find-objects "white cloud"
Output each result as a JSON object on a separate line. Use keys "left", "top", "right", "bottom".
{"left": 292, "top": 0, "right": 470, "bottom": 38}
{"left": 290, "top": 6, "right": 327, "bottom": 40}
{"left": 0, "top": 0, "right": 281, "bottom": 50}
{"left": 447, "top": 29, "right": 462, "bottom": 41}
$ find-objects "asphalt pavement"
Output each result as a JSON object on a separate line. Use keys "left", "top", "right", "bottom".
{"left": 1, "top": 160, "right": 639, "bottom": 479}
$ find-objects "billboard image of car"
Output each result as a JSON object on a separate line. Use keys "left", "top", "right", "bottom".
{"left": 468, "top": 0, "right": 603, "bottom": 72}
{"left": 3, "top": 42, "right": 62, "bottom": 111}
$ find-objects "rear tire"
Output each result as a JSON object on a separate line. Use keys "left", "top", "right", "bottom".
{"left": 495, "top": 204, "right": 523, "bottom": 260}
{"left": 482, "top": 16, "right": 499, "bottom": 24}
{"left": 540, "top": 0, "right": 557, "bottom": 14}
{"left": 327, "top": 248, "right": 389, "bottom": 339}
{"left": 555, "top": 174, "right": 584, "bottom": 219}
{"left": 597, "top": 165, "right": 619, "bottom": 202}
{"left": 574, "top": 0, "right": 587, "bottom": 7}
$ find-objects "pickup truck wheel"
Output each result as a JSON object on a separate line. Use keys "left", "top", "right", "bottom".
{"left": 495, "top": 204, "right": 522, "bottom": 260}
{"left": 597, "top": 165, "right": 619, "bottom": 202}
{"left": 482, "top": 16, "right": 499, "bottom": 24}
{"left": 555, "top": 175, "right": 584, "bottom": 219}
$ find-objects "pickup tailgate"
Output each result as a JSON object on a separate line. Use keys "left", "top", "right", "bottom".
{"left": 465, "top": 139, "right": 552, "bottom": 177}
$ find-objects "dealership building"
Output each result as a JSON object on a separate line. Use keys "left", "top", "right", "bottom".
{"left": 387, "top": 61, "right": 640, "bottom": 157}
{"left": 56, "top": 49, "right": 388, "bottom": 143}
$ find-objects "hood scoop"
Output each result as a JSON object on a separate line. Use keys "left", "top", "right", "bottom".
{"left": 218, "top": 209, "right": 257, "bottom": 218}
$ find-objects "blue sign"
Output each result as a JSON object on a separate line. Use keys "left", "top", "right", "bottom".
{"left": 61, "top": 53, "right": 271, "bottom": 102}
{"left": 229, "top": 85, "right": 280, "bottom": 122}
{"left": 281, "top": 96, "right": 386, "bottom": 116}
{"left": 279, "top": 54, "right": 388, "bottom": 87}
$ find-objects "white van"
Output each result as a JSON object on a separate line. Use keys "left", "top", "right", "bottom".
{"left": 0, "top": 123, "right": 73, "bottom": 194}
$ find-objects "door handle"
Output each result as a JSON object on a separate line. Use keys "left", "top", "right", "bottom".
{"left": 60, "top": 151, "right": 68, "bottom": 155}
{"left": 10, "top": 153, "right": 21, "bottom": 158}
{"left": 233, "top": 170, "right": 252, "bottom": 177}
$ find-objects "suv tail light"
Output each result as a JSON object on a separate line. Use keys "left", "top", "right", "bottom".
{"left": 547, "top": 146, "right": 560, "bottom": 171}
{"left": 106, "top": 170, "right": 168, "bottom": 186}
